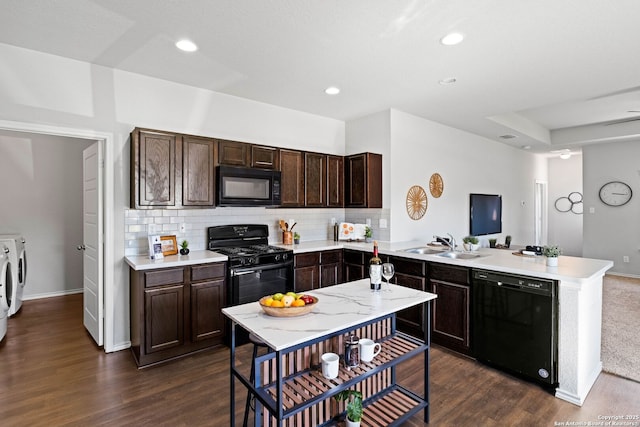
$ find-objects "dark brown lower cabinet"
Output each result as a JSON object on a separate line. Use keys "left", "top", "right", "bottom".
{"left": 428, "top": 262, "right": 472, "bottom": 355}
{"left": 387, "top": 255, "right": 427, "bottom": 338}
{"left": 130, "top": 262, "right": 226, "bottom": 367}
{"left": 343, "top": 249, "right": 366, "bottom": 282}
{"left": 295, "top": 249, "right": 343, "bottom": 292}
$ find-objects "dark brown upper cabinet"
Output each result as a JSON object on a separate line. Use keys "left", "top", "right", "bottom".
{"left": 345, "top": 152, "right": 382, "bottom": 208}
{"left": 182, "top": 136, "right": 215, "bottom": 207}
{"left": 304, "top": 152, "right": 326, "bottom": 207}
{"left": 131, "top": 129, "right": 181, "bottom": 208}
{"left": 251, "top": 145, "right": 279, "bottom": 169}
{"left": 217, "top": 139, "right": 250, "bottom": 166}
{"left": 327, "top": 155, "right": 344, "bottom": 208}
{"left": 280, "top": 149, "right": 305, "bottom": 207}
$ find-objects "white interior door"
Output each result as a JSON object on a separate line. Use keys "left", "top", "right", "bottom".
{"left": 82, "top": 142, "right": 103, "bottom": 345}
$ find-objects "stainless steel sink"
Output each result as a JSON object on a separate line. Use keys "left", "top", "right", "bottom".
{"left": 436, "top": 251, "right": 487, "bottom": 260}
{"left": 401, "top": 246, "right": 447, "bottom": 255}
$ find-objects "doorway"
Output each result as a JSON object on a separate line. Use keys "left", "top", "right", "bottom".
{"left": 534, "top": 180, "right": 548, "bottom": 246}
{"left": 0, "top": 120, "right": 115, "bottom": 351}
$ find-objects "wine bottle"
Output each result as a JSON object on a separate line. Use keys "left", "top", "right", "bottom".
{"left": 369, "top": 241, "right": 382, "bottom": 291}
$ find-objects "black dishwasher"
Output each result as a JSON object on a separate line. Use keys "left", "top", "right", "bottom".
{"left": 472, "top": 269, "right": 558, "bottom": 387}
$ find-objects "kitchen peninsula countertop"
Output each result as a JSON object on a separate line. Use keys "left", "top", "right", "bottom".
{"left": 277, "top": 240, "right": 613, "bottom": 285}
{"left": 222, "top": 278, "right": 436, "bottom": 351}
{"left": 124, "top": 251, "right": 227, "bottom": 271}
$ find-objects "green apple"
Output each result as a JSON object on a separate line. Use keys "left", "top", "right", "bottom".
{"left": 272, "top": 292, "right": 284, "bottom": 301}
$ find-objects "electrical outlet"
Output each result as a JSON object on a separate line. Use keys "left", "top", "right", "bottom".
{"left": 379, "top": 219, "right": 388, "bottom": 229}
{"left": 331, "top": 218, "right": 336, "bottom": 225}
{"left": 623, "top": 256, "right": 630, "bottom": 263}
{"left": 366, "top": 218, "right": 371, "bottom": 226}
{"left": 148, "top": 224, "right": 157, "bottom": 234}
{"left": 180, "top": 223, "right": 186, "bottom": 233}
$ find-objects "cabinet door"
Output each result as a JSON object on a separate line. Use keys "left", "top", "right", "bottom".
{"left": 182, "top": 136, "right": 215, "bottom": 206}
{"left": 218, "top": 139, "right": 250, "bottom": 166}
{"left": 395, "top": 273, "right": 426, "bottom": 338}
{"left": 251, "top": 145, "right": 279, "bottom": 169}
{"left": 280, "top": 149, "right": 305, "bottom": 207}
{"left": 327, "top": 155, "right": 344, "bottom": 207}
{"left": 320, "top": 263, "right": 342, "bottom": 287}
{"left": 144, "top": 284, "right": 184, "bottom": 354}
{"left": 343, "top": 249, "right": 365, "bottom": 282}
{"left": 304, "top": 152, "right": 326, "bottom": 207}
{"left": 295, "top": 252, "right": 320, "bottom": 292}
{"left": 345, "top": 153, "right": 382, "bottom": 208}
{"left": 191, "top": 279, "right": 225, "bottom": 342}
{"left": 133, "top": 130, "right": 178, "bottom": 207}
{"left": 429, "top": 280, "right": 471, "bottom": 355}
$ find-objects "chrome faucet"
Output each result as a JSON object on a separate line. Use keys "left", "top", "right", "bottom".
{"left": 434, "top": 234, "right": 457, "bottom": 252}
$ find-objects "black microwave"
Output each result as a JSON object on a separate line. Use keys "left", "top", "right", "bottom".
{"left": 216, "top": 165, "right": 282, "bottom": 207}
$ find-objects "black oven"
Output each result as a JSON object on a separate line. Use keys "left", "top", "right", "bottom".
{"left": 216, "top": 165, "right": 281, "bottom": 207}
{"left": 207, "top": 224, "right": 293, "bottom": 346}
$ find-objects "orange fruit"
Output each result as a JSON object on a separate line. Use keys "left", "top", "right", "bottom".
{"left": 291, "top": 299, "right": 305, "bottom": 307}
{"left": 262, "top": 298, "right": 274, "bottom": 307}
{"left": 270, "top": 300, "right": 284, "bottom": 308}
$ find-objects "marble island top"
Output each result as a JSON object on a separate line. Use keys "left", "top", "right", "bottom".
{"left": 222, "top": 278, "right": 437, "bottom": 351}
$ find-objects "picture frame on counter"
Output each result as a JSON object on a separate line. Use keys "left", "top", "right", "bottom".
{"left": 148, "top": 235, "right": 163, "bottom": 260}
{"left": 160, "top": 235, "right": 178, "bottom": 256}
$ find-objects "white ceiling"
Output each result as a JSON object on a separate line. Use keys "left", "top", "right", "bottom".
{"left": 2, "top": 0, "right": 640, "bottom": 153}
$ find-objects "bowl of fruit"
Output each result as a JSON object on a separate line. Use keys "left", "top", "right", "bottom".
{"left": 259, "top": 292, "right": 318, "bottom": 317}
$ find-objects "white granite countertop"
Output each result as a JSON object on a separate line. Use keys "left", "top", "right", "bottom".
{"left": 125, "top": 239, "right": 613, "bottom": 283}
{"left": 124, "top": 251, "right": 227, "bottom": 271}
{"left": 276, "top": 240, "right": 613, "bottom": 284}
{"left": 222, "top": 278, "right": 437, "bottom": 351}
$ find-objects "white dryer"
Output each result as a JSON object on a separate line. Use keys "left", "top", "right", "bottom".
{"left": 0, "top": 235, "right": 27, "bottom": 317}
{"left": 0, "top": 245, "right": 12, "bottom": 342}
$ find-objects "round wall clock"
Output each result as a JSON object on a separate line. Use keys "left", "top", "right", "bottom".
{"left": 406, "top": 185, "right": 428, "bottom": 220}
{"left": 599, "top": 181, "right": 632, "bottom": 206}
{"left": 429, "top": 173, "right": 444, "bottom": 198}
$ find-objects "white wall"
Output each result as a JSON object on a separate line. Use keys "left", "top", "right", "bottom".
{"left": 0, "top": 130, "right": 94, "bottom": 297}
{"left": 0, "top": 42, "right": 345, "bottom": 351}
{"left": 547, "top": 155, "right": 583, "bottom": 257}
{"left": 349, "top": 109, "right": 547, "bottom": 246}
{"left": 583, "top": 140, "right": 640, "bottom": 276}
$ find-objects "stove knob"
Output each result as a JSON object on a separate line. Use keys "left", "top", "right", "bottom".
{"left": 247, "top": 257, "right": 255, "bottom": 265}
{"left": 275, "top": 254, "right": 281, "bottom": 262}
{"left": 282, "top": 253, "right": 288, "bottom": 261}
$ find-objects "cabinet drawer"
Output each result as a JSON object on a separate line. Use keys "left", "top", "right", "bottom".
{"left": 429, "top": 263, "right": 470, "bottom": 284}
{"left": 295, "top": 252, "right": 320, "bottom": 268}
{"left": 144, "top": 268, "right": 184, "bottom": 288}
{"left": 344, "top": 250, "right": 365, "bottom": 265}
{"left": 388, "top": 256, "right": 426, "bottom": 277}
{"left": 320, "top": 249, "right": 342, "bottom": 265}
{"left": 190, "top": 263, "right": 226, "bottom": 282}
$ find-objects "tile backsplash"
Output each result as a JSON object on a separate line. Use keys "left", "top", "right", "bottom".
{"left": 125, "top": 207, "right": 390, "bottom": 256}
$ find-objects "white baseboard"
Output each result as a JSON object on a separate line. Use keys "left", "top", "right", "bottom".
{"left": 23, "top": 288, "right": 83, "bottom": 300}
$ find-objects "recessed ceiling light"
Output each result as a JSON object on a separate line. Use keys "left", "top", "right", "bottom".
{"left": 439, "top": 77, "right": 457, "bottom": 85}
{"left": 559, "top": 152, "right": 572, "bottom": 160}
{"left": 176, "top": 39, "right": 198, "bottom": 52}
{"left": 325, "top": 86, "right": 340, "bottom": 95}
{"left": 522, "top": 145, "right": 531, "bottom": 150}
{"left": 440, "top": 32, "right": 465, "bottom": 46}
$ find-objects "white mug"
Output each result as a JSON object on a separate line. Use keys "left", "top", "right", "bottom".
{"left": 359, "top": 338, "right": 381, "bottom": 362}
{"left": 321, "top": 352, "right": 339, "bottom": 379}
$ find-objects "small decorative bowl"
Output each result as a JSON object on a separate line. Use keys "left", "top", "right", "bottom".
{"left": 258, "top": 296, "right": 318, "bottom": 317}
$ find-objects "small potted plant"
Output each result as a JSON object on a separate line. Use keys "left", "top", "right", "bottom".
{"left": 364, "top": 226, "right": 372, "bottom": 243}
{"left": 543, "top": 245, "right": 561, "bottom": 266}
{"left": 334, "top": 389, "right": 363, "bottom": 427}
{"left": 293, "top": 232, "right": 300, "bottom": 244}
{"left": 179, "top": 240, "right": 189, "bottom": 255}
{"left": 505, "top": 235, "right": 512, "bottom": 248}
{"left": 488, "top": 238, "right": 497, "bottom": 248}
{"left": 462, "top": 236, "right": 480, "bottom": 251}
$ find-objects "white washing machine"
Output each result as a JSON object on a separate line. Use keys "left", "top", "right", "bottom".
{"left": 0, "top": 245, "right": 12, "bottom": 342}
{"left": 0, "top": 235, "right": 27, "bottom": 317}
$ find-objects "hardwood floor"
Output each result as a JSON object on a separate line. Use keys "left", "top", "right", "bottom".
{"left": 1, "top": 294, "right": 638, "bottom": 426}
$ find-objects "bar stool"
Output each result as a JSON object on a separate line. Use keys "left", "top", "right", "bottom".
{"left": 243, "top": 333, "right": 270, "bottom": 427}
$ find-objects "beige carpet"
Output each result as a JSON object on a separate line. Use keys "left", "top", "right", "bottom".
{"left": 601, "top": 274, "right": 640, "bottom": 383}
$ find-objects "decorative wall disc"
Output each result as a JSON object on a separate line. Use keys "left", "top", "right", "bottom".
{"left": 406, "top": 185, "right": 428, "bottom": 220}
{"left": 429, "top": 173, "right": 444, "bottom": 198}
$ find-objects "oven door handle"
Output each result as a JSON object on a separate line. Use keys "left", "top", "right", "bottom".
{"left": 231, "top": 262, "right": 292, "bottom": 276}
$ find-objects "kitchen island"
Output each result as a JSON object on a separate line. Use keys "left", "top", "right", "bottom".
{"left": 222, "top": 278, "right": 437, "bottom": 426}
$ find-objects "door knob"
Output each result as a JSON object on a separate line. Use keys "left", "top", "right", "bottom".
{"left": 77, "top": 245, "right": 86, "bottom": 250}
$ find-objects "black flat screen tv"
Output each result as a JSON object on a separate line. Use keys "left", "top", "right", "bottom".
{"left": 470, "top": 193, "right": 502, "bottom": 236}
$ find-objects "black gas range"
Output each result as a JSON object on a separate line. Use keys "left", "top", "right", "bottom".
{"left": 208, "top": 224, "right": 294, "bottom": 345}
